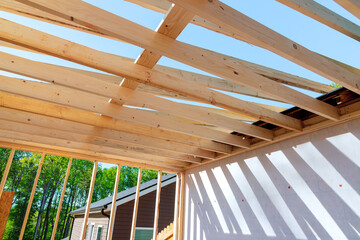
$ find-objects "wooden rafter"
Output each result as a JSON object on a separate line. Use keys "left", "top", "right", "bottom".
{"left": 8, "top": 0, "right": 342, "bottom": 121}
{"left": 0, "top": 92, "right": 231, "bottom": 154}
{"left": 276, "top": 0, "right": 360, "bottom": 41}
{"left": 120, "top": 4, "right": 194, "bottom": 91}
{"left": 0, "top": 119, "right": 201, "bottom": 165}
{"left": 0, "top": 52, "right": 274, "bottom": 141}
{"left": 0, "top": 39, "right": 334, "bottom": 96}
{"left": 0, "top": 18, "right": 303, "bottom": 131}
{"left": 334, "top": 0, "right": 360, "bottom": 19}
{"left": 0, "top": 76, "right": 251, "bottom": 148}
{"left": 169, "top": 0, "right": 360, "bottom": 95}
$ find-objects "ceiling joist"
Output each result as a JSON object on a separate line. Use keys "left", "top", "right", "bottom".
{"left": 0, "top": 0, "right": 357, "bottom": 171}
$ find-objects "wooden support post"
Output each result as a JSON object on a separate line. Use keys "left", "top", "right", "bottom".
{"left": 107, "top": 164, "right": 121, "bottom": 240}
{"left": 0, "top": 148, "right": 15, "bottom": 200}
{"left": 173, "top": 173, "right": 181, "bottom": 240}
{"left": 178, "top": 172, "right": 186, "bottom": 240}
{"left": 19, "top": 152, "right": 45, "bottom": 240}
{"left": 50, "top": 157, "right": 73, "bottom": 240}
{"left": 80, "top": 160, "right": 98, "bottom": 240}
{"left": 152, "top": 171, "right": 162, "bottom": 240}
{"left": 130, "top": 168, "right": 143, "bottom": 240}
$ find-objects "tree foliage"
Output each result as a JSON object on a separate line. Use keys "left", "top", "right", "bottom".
{"left": 0, "top": 148, "right": 160, "bottom": 240}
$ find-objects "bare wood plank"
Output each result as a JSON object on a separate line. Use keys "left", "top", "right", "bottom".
{"left": 170, "top": 0, "right": 360, "bottom": 95}
{"left": 172, "top": 173, "right": 181, "bottom": 240}
{"left": 0, "top": 107, "right": 214, "bottom": 159}
{"left": 130, "top": 168, "right": 143, "bottom": 240}
{"left": 0, "top": 191, "right": 15, "bottom": 239}
{"left": 0, "top": 149, "right": 15, "bottom": 200}
{"left": 0, "top": 18, "right": 304, "bottom": 130}
{"left": 334, "top": 0, "right": 360, "bottom": 19}
{"left": 6, "top": 1, "right": 341, "bottom": 122}
{"left": 50, "top": 157, "right": 73, "bottom": 240}
{"left": 0, "top": 92, "right": 231, "bottom": 154}
{"left": 0, "top": 76, "right": 250, "bottom": 148}
{"left": 19, "top": 152, "right": 45, "bottom": 240}
{"left": 80, "top": 160, "right": 98, "bottom": 240}
{"left": 276, "top": 0, "right": 360, "bottom": 41}
{"left": 0, "top": 0, "right": 124, "bottom": 42}
{"left": 0, "top": 52, "right": 274, "bottom": 140}
{"left": 0, "top": 39, "right": 333, "bottom": 96}
{"left": 152, "top": 171, "right": 162, "bottom": 240}
{"left": 121, "top": 4, "right": 194, "bottom": 90}
{"left": 0, "top": 121, "right": 191, "bottom": 167}
{"left": 0, "top": 141, "right": 181, "bottom": 173}
{"left": 107, "top": 164, "right": 121, "bottom": 240}
{"left": 178, "top": 172, "right": 186, "bottom": 240}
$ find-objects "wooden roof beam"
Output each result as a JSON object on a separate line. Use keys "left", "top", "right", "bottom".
{"left": 0, "top": 76, "right": 251, "bottom": 148}
{"left": 0, "top": 119, "right": 198, "bottom": 165}
{"left": 170, "top": 0, "right": 360, "bottom": 95}
{"left": 10, "top": 1, "right": 340, "bottom": 121}
{"left": 334, "top": 0, "right": 360, "bottom": 19}
{"left": 120, "top": 4, "right": 194, "bottom": 90}
{"left": 0, "top": 107, "right": 215, "bottom": 160}
{"left": 276, "top": 0, "right": 360, "bottom": 41}
{"left": 0, "top": 52, "right": 274, "bottom": 141}
{"left": 0, "top": 18, "right": 302, "bottom": 131}
{"left": 0, "top": 92, "right": 232, "bottom": 154}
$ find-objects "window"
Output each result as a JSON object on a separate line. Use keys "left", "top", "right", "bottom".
{"left": 86, "top": 223, "right": 95, "bottom": 240}
{"left": 134, "top": 227, "right": 153, "bottom": 240}
{"left": 96, "top": 225, "right": 103, "bottom": 240}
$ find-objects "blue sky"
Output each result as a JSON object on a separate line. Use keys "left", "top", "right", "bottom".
{"left": 0, "top": 0, "right": 359, "bottom": 168}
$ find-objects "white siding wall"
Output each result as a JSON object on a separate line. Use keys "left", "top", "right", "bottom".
{"left": 183, "top": 118, "right": 360, "bottom": 240}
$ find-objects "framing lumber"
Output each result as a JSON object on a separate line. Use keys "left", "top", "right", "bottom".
{"left": 0, "top": 149, "right": 15, "bottom": 200}
{"left": 120, "top": 4, "right": 194, "bottom": 91}
{"left": 0, "top": 39, "right": 333, "bottom": 96}
{"left": 170, "top": 0, "right": 360, "bottom": 95}
{"left": 0, "top": 52, "right": 274, "bottom": 141}
{"left": 178, "top": 172, "right": 186, "bottom": 240}
{"left": 0, "top": 92, "right": 231, "bottom": 154}
{"left": 172, "top": 173, "right": 181, "bottom": 240}
{"left": 8, "top": 1, "right": 342, "bottom": 121}
{"left": 130, "top": 168, "right": 143, "bottom": 240}
{"left": 80, "top": 161, "right": 98, "bottom": 240}
{"left": 19, "top": 153, "right": 45, "bottom": 240}
{"left": 50, "top": 157, "right": 73, "bottom": 240}
{"left": 0, "top": 76, "right": 251, "bottom": 148}
{"left": 152, "top": 171, "right": 162, "bottom": 240}
{"left": 0, "top": 107, "right": 214, "bottom": 159}
{"left": 0, "top": 122, "right": 191, "bottom": 167}
{"left": 276, "top": 0, "right": 360, "bottom": 41}
{"left": 107, "top": 164, "right": 121, "bottom": 240}
{"left": 0, "top": 141, "right": 181, "bottom": 173}
{"left": 0, "top": 19, "right": 303, "bottom": 131}
{"left": 334, "top": 0, "right": 360, "bottom": 19}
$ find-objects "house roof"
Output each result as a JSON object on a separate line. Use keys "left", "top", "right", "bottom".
{"left": 70, "top": 174, "right": 176, "bottom": 215}
{"left": 0, "top": 0, "right": 359, "bottom": 173}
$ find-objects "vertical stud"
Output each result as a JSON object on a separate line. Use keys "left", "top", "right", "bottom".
{"left": 19, "top": 152, "right": 45, "bottom": 240}
{"left": 152, "top": 171, "right": 162, "bottom": 240}
{"left": 130, "top": 168, "right": 142, "bottom": 240}
{"left": 80, "top": 161, "right": 98, "bottom": 240}
{"left": 173, "top": 173, "right": 181, "bottom": 240}
{"left": 50, "top": 157, "right": 73, "bottom": 240}
{"left": 107, "top": 164, "right": 121, "bottom": 240}
{"left": 0, "top": 148, "right": 15, "bottom": 199}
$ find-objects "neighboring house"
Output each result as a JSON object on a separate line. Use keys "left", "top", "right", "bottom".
{"left": 69, "top": 174, "right": 176, "bottom": 240}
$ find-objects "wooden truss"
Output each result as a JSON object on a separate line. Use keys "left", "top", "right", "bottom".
{"left": 0, "top": 0, "right": 359, "bottom": 239}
